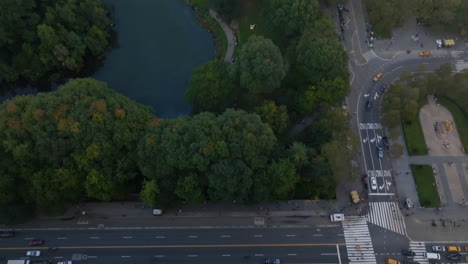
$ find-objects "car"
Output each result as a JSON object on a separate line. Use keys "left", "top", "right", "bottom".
{"left": 402, "top": 249, "right": 416, "bottom": 257}
{"left": 373, "top": 72, "right": 383, "bottom": 82}
{"left": 386, "top": 258, "right": 401, "bottom": 264}
{"left": 57, "top": 261, "right": 73, "bottom": 264}
{"left": 404, "top": 259, "right": 419, "bottom": 264}
{"left": 447, "top": 246, "right": 461, "bottom": 252}
{"left": 436, "top": 39, "right": 442, "bottom": 48}
{"left": 30, "top": 261, "right": 52, "bottom": 264}
{"left": 405, "top": 198, "right": 414, "bottom": 209}
{"left": 418, "top": 51, "right": 432, "bottom": 57}
{"left": 370, "top": 177, "right": 377, "bottom": 190}
{"left": 29, "top": 239, "right": 45, "bottom": 246}
{"left": 330, "top": 214, "right": 345, "bottom": 222}
{"left": 466, "top": 256, "right": 468, "bottom": 262}
{"left": 0, "top": 231, "right": 15, "bottom": 238}
{"left": 366, "top": 100, "right": 372, "bottom": 111}
{"left": 465, "top": 245, "right": 468, "bottom": 252}
{"left": 26, "top": 250, "right": 41, "bottom": 256}
{"left": 377, "top": 146, "right": 384, "bottom": 158}
{"left": 382, "top": 136, "right": 390, "bottom": 150}
{"left": 378, "top": 85, "right": 387, "bottom": 95}
{"left": 152, "top": 209, "right": 163, "bottom": 216}
{"left": 264, "top": 258, "right": 280, "bottom": 264}
{"left": 446, "top": 253, "right": 462, "bottom": 260}
{"left": 432, "top": 245, "right": 445, "bottom": 252}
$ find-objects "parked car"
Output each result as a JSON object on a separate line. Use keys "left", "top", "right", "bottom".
{"left": 447, "top": 246, "right": 461, "bottom": 252}
{"left": 465, "top": 245, "right": 468, "bottom": 251}
{"left": 26, "top": 250, "right": 41, "bottom": 257}
{"left": 432, "top": 245, "right": 445, "bottom": 252}
{"left": 402, "top": 249, "right": 416, "bottom": 257}
{"left": 264, "top": 259, "right": 280, "bottom": 264}
{"left": 152, "top": 209, "right": 163, "bottom": 216}
{"left": 418, "top": 51, "right": 432, "bottom": 57}
{"left": 373, "top": 72, "right": 384, "bottom": 82}
{"left": 0, "top": 231, "right": 15, "bottom": 238}
{"left": 382, "top": 136, "right": 390, "bottom": 150}
{"left": 446, "top": 253, "right": 462, "bottom": 260}
{"left": 405, "top": 198, "right": 414, "bottom": 209}
{"left": 378, "top": 85, "right": 387, "bottom": 95}
{"left": 377, "top": 146, "right": 384, "bottom": 158}
{"left": 370, "top": 177, "right": 377, "bottom": 190}
{"left": 366, "top": 100, "right": 372, "bottom": 111}
{"left": 29, "top": 240, "right": 45, "bottom": 246}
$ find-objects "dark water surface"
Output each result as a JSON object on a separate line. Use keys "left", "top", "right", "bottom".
{"left": 94, "top": 0, "right": 215, "bottom": 117}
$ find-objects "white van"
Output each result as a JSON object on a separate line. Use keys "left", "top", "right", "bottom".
{"left": 424, "top": 252, "right": 441, "bottom": 260}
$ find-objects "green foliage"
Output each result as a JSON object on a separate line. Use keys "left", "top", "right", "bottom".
{"left": 0, "top": 0, "right": 111, "bottom": 83}
{"left": 410, "top": 164, "right": 440, "bottom": 208}
{"left": 140, "top": 179, "right": 160, "bottom": 208}
{"left": 185, "top": 60, "right": 236, "bottom": 114}
{"left": 402, "top": 120, "right": 428, "bottom": 156}
{"left": 438, "top": 97, "right": 468, "bottom": 152}
{"left": 365, "top": 0, "right": 411, "bottom": 37}
{"left": 0, "top": 78, "right": 154, "bottom": 214}
{"left": 266, "top": 0, "right": 320, "bottom": 37}
{"left": 235, "top": 35, "right": 287, "bottom": 95}
{"left": 209, "top": 0, "right": 240, "bottom": 22}
{"left": 254, "top": 100, "right": 289, "bottom": 135}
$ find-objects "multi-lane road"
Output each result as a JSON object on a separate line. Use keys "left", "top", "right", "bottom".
{"left": 0, "top": 225, "right": 346, "bottom": 264}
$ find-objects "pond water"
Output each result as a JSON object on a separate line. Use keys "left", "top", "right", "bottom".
{"left": 94, "top": 0, "right": 215, "bottom": 117}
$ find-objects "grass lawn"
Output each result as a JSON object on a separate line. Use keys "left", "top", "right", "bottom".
{"left": 410, "top": 164, "right": 441, "bottom": 208}
{"left": 236, "top": 0, "right": 272, "bottom": 46}
{"left": 438, "top": 97, "right": 468, "bottom": 153}
{"left": 402, "top": 119, "right": 428, "bottom": 156}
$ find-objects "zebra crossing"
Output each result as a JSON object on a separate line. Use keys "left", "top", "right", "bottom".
{"left": 455, "top": 59, "right": 468, "bottom": 72}
{"left": 367, "top": 170, "right": 392, "bottom": 177}
{"left": 409, "top": 241, "right": 429, "bottom": 264}
{"left": 367, "top": 202, "right": 407, "bottom": 235}
{"left": 362, "top": 50, "right": 378, "bottom": 61}
{"left": 359, "top": 123, "right": 382, "bottom": 130}
{"left": 342, "top": 216, "right": 377, "bottom": 264}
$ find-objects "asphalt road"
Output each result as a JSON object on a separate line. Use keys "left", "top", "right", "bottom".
{"left": 0, "top": 226, "right": 346, "bottom": 264}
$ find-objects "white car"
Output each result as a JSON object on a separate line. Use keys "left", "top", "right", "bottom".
{"left": 370, "top": 177, "right": 377, "bottom": 190}
{"left": 58, "top": 261, "right": 72, "bottom": 264}
{"left": 330, "top": 214, "right": 345, "bottom": 222}
{"left": 26, "top": 250, "right": 41, "bottom": 256}
{"left": 432, "top": 245, "right": 445, "bottom": 252}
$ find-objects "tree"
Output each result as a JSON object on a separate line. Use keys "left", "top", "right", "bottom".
{"left": 296, "top": 36, "right": 348, "bottom": 84}
{"left": 365, "top": 0, "right": 411, "bottom": 36}
{"left": 140, "top": 179, "right": 160, "bottom": 208}
{"left": 266, "top": 0, "right": 320, "bottom": 37}
{"left": 287, "top": 142, "right": 309, "bottom": 168}
{"left": 209, "top": 0, "right": 240, "bottom": 23}
{"left": 254, "top": 100, "right": 289, "bottom": 135}
{"left": 235, "top": 36, "right": 287, "bottom": 95}
{"left": 185, "top": 60, "right": 236, "bottom": 114}
{"left": 390, "top": 143, "right": 404, "bottom": 159}
{"left": 175, "top": 174, "right": 205, "bottom": 204}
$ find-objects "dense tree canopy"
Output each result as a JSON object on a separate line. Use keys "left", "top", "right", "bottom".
{"left": 234, "top": 35, "right": 287, "bottom": 95}
{"left": 0, "top": 78, "right": 154, "bottom": 216}
{"left": 0, "top": 0, "right": 111, "bottom": 82}
{"left": 266, "top": 0, "right": 320, "bottom": 37}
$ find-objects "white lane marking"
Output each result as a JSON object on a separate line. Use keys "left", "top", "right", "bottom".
{"left": 57, "top": 237, "right": 67, "bottom": 239}
{"left": 154, "top": 255, "right": 165, "bottom": 258}
{"left": 90, "top": 237, "right": 100, "bottom": 239}
{"left": 24, "top": 238, "right": 34, "bottom": 240}
{"left": 337, "top": 234, "right": 344, "bottom": 236}
{"left": 286, "top": 234, "right": 296, "bottom": 237}
{"left": 155, "top": 236, "right": 165, "bottom": 238}
{"left": 220, "top": 235, "right": 231, "bottom": 238}
{"left": 313, "top": 234, "right": 323, "bottom": 237}
{"left": 54, "top": 257, "right": 63, "bottom": 259}
{"left": 392, "top": 66, "right": 403, "bottom": 72}
{"left": 188, "top": 235, "right": 198, "bottom": 238}
{"left": 321, "top": 253, "right": 338, "bottom": 255}
{"left": 222, "top": 254, "right": 231, "bottom": 257}
{"left": 121, "top": 256, "right": 131, "bottom": 258}
{"left": 288, "top": 254, "right": 297, "bottom": 256}
{"left": 254, "top": 235, "right": 263, "bottom": 237}
{"left": 87, "top": 256, "right": 97, "bottom": 259}
{"left": 337, "top": 244, "right": 342, "bottom": 264}
{"left": 254, "top": 254, "right": 264, "bottom": 256}
{"left": 122, "top": 236, "right": 132, "bottom": 239}
{"left": 187, "top": 255, "right": 198, "bottom": 257}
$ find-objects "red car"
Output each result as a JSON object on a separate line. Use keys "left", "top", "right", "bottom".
{"left": 29, "top": 239, "right": 45, "bottom": 246}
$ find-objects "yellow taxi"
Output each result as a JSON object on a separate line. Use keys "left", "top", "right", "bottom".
{"left": 386, "top": 258, "right": 401, "bottom": 264}
{"left": 418, "top": 51, "right": 432, "bottom": 57}
{"left": 373, "top": 72, "right": 383, "bottom": 82}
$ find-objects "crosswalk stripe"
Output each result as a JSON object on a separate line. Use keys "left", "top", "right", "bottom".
{"left": 367, "top": 170, "right": 392, "bottom": 177}
{"left": 367, "top": 202, "right": 406, "bottom": 235}
{"left": 359, "top": 123, "right": 382, "bottom": 130}
{"left": 409, "top": 241, "right": 429, "bottom": 264}
{"left": 363, "top": 50, "right": 378, "bottom": 61}
{"left": 342, "top": 216, "right": 377, "bottom": 264}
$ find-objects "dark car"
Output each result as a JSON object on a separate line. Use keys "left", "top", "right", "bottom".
{"left": 264, "top": 259, "right": 280, "bottom": 264}
{"left": 29, "top": 239, "right": 45, "bottom": 246}
{"left": 446, "top": 253, "right": 462, "bottom": 260}
{"left": 382, "top": 136, "right": 390, "bottom": 150}
{"left": 0, "top": 231, "right": 15, "bottom": 238}
{"left": 378, "top": 85, "right": 387, "bottom": 95}
{"left": 366, "top": 100, "right": 372, "bottom": 111}
{"left": 404, "top": 259, "right": 419, "bottom": 264}
{"left": 402, "top": 249, "right": 416, "bottom": 257}
{"left": 31, "top": 261, "right": 52, "bottom": 264}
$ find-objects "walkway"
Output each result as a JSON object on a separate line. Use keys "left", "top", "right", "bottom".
{"left": 209, "top": 9, "right": 236, "bottom": 62}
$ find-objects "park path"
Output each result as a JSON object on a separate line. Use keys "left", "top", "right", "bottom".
{"left": 209, "top": 9, "right": 236, "bottom": 62}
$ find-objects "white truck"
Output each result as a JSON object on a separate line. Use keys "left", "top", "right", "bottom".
{"left": 8, "top": 260, "right": 30, "bottom": 264}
